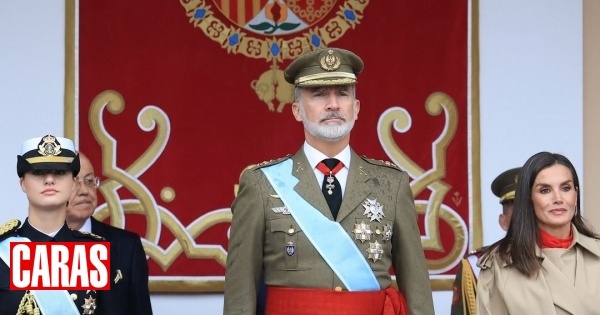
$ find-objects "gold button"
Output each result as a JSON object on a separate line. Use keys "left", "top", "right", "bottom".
{"left": 334, "top": 286, "right": 343, "bottom": 291}
{"left": 71, "top": 293, "right": 77, "bottom": 300}
{"left": 375, "top": 229, "right": 381, "bottom": 234}
{"left": 288, "top": 228, "right": 295, "bottom": 234}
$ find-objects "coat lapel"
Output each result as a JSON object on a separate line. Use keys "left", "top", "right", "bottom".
{"left": 336, "top": 151, "right": 372, "bottom": 222}
{"left": 291, "top": 149, "right": 333, "bottom": 220}
{"left": 539, "top": 245, "right": 592, "bottom": 315}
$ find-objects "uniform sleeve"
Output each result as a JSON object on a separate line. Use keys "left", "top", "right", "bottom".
{"left": 450, "top": 259, "right": 466, "bottom": 315}
{"left": 129, "top": 235, "right": 153, "bottom": 314}
{"left": 392, "top": 171, "right": 435, "bottom": 315}
{"left": 223, "top": 169, "right": 266, "bottom": 315}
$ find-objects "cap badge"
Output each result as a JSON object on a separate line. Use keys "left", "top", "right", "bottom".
{"left": 319, "top": 49, "right": 341, "bottom": 71}
{"left": 38, "top": 135, "right": 62, "bottom": 156}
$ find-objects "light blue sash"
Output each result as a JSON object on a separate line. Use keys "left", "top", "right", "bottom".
{"left": 261, "top": 159, "right": 379, "bottom": 291}
{"left": 0, "top": 236, "right": 80, "bottom": 315}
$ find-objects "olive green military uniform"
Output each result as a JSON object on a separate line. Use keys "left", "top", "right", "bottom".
{"left": 224, "top": 148, "right": 434, "bottom": 315}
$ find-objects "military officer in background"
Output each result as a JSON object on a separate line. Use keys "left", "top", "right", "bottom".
{"left": 450, "top": 167, "right": 521, "bottom": 315}
{"left": 224, "top": 48, "right": 434, "bottom": 315}
{"left": 66, "top": 152, "right": 153, "bottom": 315}
{"left": 0, "top": 135, "right": 104, "bottom": 314}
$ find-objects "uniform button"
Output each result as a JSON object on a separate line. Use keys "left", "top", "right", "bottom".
{"left": 288, "top": 228, "right": 295, "bottom": 234}
{"left": 334, "top": 286, "right": 343, "bottom": 292}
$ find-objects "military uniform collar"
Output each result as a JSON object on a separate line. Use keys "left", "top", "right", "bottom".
{"left": 302, "top": 141, "right": 351, "bottom": 170}
{"left": 78, "top": 217, "right": 93, "bottom": 233}
{"left": 19, "top": 219, "right": 72, "bottom": 241}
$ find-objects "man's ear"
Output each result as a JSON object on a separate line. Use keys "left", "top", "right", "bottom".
{"left": 292, "top": 103, "right": 302, "bottom": 122}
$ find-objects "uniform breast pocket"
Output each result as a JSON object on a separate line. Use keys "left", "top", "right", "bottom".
{"left": 269, "top": 218, "right": 311, "bottom": 271}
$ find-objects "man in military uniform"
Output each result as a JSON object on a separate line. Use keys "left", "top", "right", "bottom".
{"left": 450, "top": 167, "right": 521, "bottom": 315}
{"left": 66, "top": 152, "right": 153, "bottom": 315}
{"left": 224, "top": 48, "right": 434, "bottom": 315}
{"left": 0, "top": 135, "right": 104, "bottom": 314}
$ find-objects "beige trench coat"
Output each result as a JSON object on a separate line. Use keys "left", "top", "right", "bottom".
{"left": 476, "top": 227, "right": 600, "bottom": 315}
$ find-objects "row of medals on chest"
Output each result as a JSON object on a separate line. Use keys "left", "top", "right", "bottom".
{"left": 285, "top": 198, "right": 391, "bottom": 262}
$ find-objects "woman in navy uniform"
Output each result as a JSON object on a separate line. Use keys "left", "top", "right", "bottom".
{"left": 0, "top": 135, "right": 105, "bottom": 315}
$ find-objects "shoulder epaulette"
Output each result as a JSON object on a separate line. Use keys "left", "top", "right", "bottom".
{"left": 0, "top": 219, "right": 21, "bottom": 242}
{"left": 360, "top": 155, "right": 401, "bottom": 170}
{"left": 477, "top": 246, "right": 500, "bottom": 270}
{"left": 71, "top": 229, "right": 106, "bottom": 241}
{"left": 465, "top": 245, "right": 490, "bottom": 258}
{"left": 252, "top": 154, "right": 292, "bottom": 170}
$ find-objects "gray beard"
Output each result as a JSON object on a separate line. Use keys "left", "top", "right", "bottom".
{"left": 303, "top": 116, "right": 355, "bottom": 141}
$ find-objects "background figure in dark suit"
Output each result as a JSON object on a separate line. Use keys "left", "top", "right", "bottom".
{"left": 224, "top": 48, "right": 434, "bottom": 315}
{"left": 0, "top": 135, "right": 102, "bottom": 314}
{"left": 450, "top": 167, "right": 520, "bottom": 315}
{"left": 67, "top": 152, "right": 153, "bottom": 315}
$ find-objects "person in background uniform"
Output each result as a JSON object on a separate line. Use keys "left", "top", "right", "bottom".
{"left": 477, "top": 152, "right": 600, "bottom": 314}
{"left": 223, "top": 48, "right": 434, "bottom": 315}
{"left": 66, "top": 152, "right": 153, "bottom": 315}
{"left": 0, "top": 135, "right": 103, "bottom": 314}
{"left": 450, "top": 167, "right": 520, "bottom": 315}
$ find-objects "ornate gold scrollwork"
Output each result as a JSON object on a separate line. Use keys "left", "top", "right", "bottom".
{"left": 378, "top": 92, "right": 468, "bottom": 273}
{"left": 89, "top": 90, "right": 232, "bottom": 270}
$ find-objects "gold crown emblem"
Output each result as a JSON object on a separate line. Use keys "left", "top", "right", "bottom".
{"left": 320, "top": 49, "right": 341, "bottom": 71}
{"left": 38, "top": 135, "right": 62, "bottom": 156}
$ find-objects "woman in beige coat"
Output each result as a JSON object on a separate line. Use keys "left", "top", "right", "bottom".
{"left": 477, "top": 151, "right": 600, "bottom": 315}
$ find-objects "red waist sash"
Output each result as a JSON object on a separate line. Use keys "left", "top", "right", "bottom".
{"left": 265, "top": 286, "right": 407, "bottom": 315}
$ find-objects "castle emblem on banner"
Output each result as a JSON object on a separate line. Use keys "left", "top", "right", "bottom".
{"left": 180, "top": 0, "right": 369, "bottom": 113}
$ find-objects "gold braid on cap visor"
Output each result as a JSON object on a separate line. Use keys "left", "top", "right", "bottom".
{"left": 295, "top": 72, "right": 357, "bottom": 85}
{"left": 499, "top": 191, "right": 515, "bottom": 204}
{"left": 26, "top": 156, "right": 75, "bottom": 164}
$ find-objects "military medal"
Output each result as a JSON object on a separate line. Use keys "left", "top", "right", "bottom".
{"left": 325, "top": 175, "right": 335, "bottom": 195}
{"left": 367, "top": 240, "right": 384, "bottom": 262}
{"left": 316, "top": 160, "right": 344, "bottom": 195}
{"left": 362, "top": 198, "right": 385, "bottom": 222}
{"left": 352, "top": 221, "right": 373, "bottom": 243}
{"left": 82, "top": 296, "right": 96, "bottom": 314}
{"left": 382, "top": 223, "right": 393, "bottom": 242}
{"left": 286, "top": 242, "right": 295, "bottom": 256}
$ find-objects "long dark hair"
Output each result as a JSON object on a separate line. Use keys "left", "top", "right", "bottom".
{"left": 493, "top": 152, "right": 598, "bottom": 277}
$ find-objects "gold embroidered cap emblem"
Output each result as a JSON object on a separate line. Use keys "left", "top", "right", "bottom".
{"left": 319, "top": 49, "right": 342, "bottom": 71}
{"left": 37, "top": 135, "right": 62, "bottom": 156}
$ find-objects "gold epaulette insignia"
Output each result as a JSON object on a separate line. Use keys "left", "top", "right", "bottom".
{"left": 0, "top": 219, "right": 21, "bottom": 237}
{"left": 361, "top": 156, "right": 400, "bottom": 169}
{"left": 72, "top": 229, "right": 106, "bottom": 241}
{"left": 254, "top": 154, "right": 291, "bottom": 168}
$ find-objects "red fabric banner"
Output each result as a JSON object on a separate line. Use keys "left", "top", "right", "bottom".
{"left": 69, "top": 0, "right": 478, "bottom": 292}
